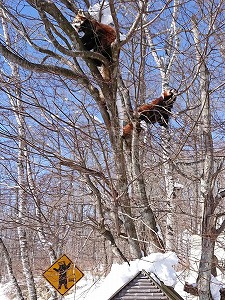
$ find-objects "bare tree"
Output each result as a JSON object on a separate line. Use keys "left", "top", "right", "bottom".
{"left": 0, "top": 238, "right": 24, "bottom": 300}
{"left": 143, "top": 0, "right": 180, "bottom": 251}
{"left": 192, "top": 12, "right": 225, "bottom": 299}
{"left": 0, "top": 0, "right": 167, "bottom": 257}
{"left": 0, "top": 8, "right": 38, "bottom": 299}
{"left": 1, "top": 1, "right": 225, "bottom": 299}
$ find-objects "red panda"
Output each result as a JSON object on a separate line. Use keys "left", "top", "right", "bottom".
{"left": 122, "top": 89, "right": 177, "bottom": 138}
{"left": 72, "top": 11, "right": 116, "bottom": 79}
{"left": 138, "top": 88, "right": 177, "bottom": 128}
{"left": 122, "top": 122, "right": 134, "bottom": 138}
{"left": 122, "top": 121, "right": 142, "bottom": 139}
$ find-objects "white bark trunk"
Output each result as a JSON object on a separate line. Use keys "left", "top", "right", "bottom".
{"left": 0, "top": 10, "right": 37, "bottom": 299}
{"left": 15, "top": 87, "right": 37, "bottom": 300}
{"left": 144, "top": 0, "right": 180, "bottom": 250}
{"left": 192, "top": 16, "right": 215, "bottom": 300}
{"left": 26, "top": 160, "right": 59, "bottom": 300}
{"left": 161, "top": 129, "right": 176, "bottom": 250}
{"left": 17, "top": 227, "right": 37, "bottom": 300}
{"left": 198, "top": 64, "right": 215, "bottom": 299}
{"left": 0, "top": 238, "right": 24, "bottom": 300}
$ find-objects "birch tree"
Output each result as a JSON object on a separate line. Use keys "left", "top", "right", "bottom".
{"left": 0, "top": 238, "right": 24, "bottom": 300}
{"left": 0, "top": 8, "right": 38, "bottom": 300}
{"left": 192, "top": 12, "right": 225, "bottom": 299}
{"left": 143, "top": 0, "right": 180, "bottom": 250}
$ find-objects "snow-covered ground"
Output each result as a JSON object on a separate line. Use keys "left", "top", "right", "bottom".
{"left": 0, "top": 252, "right": 178, "bottom": 299}
{"left": 0, "top": 283, "right": 11, "bottom": 300}
{"left": 1, "top": 249, "right": 225, "bottom": 300}
{"left": 0, "top": 252, "right": 189, "bottom": 300}
{"left": 65, "top": 252, "right": 180, "bottom": 300}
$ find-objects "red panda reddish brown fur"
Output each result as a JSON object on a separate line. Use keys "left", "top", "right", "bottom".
{"left": 122, "top": 89, "right": 177, "bottom": 138}
{"left": 138, "top": 89, "right": 177, "bottom": 128}
{"left": 122, "top": 122, "right": 133, "bottom": 138}
{"left": 122, "top": 121, "right": 142, "bottom": 139}
{"left": 72, "top": 11, "right": 116, "bottom": 66}
{"left": 72, "top": 12, "right": 116, "bottom": 81}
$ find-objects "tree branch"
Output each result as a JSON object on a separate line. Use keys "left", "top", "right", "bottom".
{"left": 26, "top": 0, "right": 77, "bottom": 41}
{"left": 0, "top": 41, "right": 85, "bottom": 79}
{"left": 216, "top": 219, "right": 225, "bottom": 236}
{"left": 57, "top": 156, "right": 108, "bottom": 180}
{"left": 60, "top": 0, "right": 78, "bottom": 13}
{"left": 120, "top": 0, "right": 148, "bottom": 46}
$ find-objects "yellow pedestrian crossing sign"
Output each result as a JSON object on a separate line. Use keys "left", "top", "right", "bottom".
{"left": 43, "top": 254, "right": 84, "bottom": 296}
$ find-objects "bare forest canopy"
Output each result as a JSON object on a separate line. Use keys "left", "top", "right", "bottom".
{"left": 0, "top": 1, "right": 225, "bottom": 300}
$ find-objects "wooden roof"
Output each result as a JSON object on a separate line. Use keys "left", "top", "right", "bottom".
{"left": 108, "top": 270, "right": 184, "bottom": 300}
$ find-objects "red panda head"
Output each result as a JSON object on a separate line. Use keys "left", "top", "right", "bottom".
{"left": 162, "top": 88, "right": 177, "bottom": 98}
{"left": 162, "top": 88, "right": 178, "bottom": 104}
{"left": 72, "top": 11, "right": 89, "bottom": 32}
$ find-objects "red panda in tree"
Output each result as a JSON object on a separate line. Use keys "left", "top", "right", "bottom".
{"left": 122, "top": 121, "right": 142, "bottom": 138}
{"left": 72, "top": 11, "right": 116, "bottom": 79}
{"left": 137, "top": 88, "right": 177, "bottom": 127}
{"left": 122, "top": 122, "right": 134, "bottom": 138}
{"left": 122, "top": 88, "right": 177, "bottom": 138}
{"left": 122, "top": 120, "right": 142, "bottom": 139}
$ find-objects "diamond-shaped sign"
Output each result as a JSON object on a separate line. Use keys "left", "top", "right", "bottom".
{"left": 43, "top": 254, "right": 84, "bottom": 296}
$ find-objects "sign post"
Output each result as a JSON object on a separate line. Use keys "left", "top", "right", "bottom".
{"left": 43, "top": 254, "right": 84, "bottom": 296}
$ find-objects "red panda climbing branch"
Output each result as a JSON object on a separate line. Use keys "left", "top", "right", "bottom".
{"left": 122, "top": 88, "right": 177, "bottom": 138}
{"left": 122, "top": 122, "right": 134, "bottom": 138}
{"left": 122, "top": 121, "right": 142, "bottom": 138}
{"left": 138, "top": 88, "right": 177, "bottom": 127}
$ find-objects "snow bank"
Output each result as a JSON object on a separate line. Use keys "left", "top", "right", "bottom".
{"left": 211, "top": 275, "right": 223, "bottom": 300}
{"left": 83, "top": 252, "right": 178, "bottom": 300}
{"left": 0, "top": 283, "right": 11, "bottom": 300}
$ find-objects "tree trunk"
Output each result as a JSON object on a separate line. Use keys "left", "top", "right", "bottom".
{"left": 15, "top": 82, "right": 37, "bottom": 300}
{"left": 116, "top": 138, "right": 142, "bottom": 258}
{"left": 0, "top": 238, "right": 24, "bottom": 300}
{"left": 161, "top": 129, "right": 176, "bottom": 251}
{"left": 198, "top": 64, "right": 215, "bottom": 299}
{"left": 131, "top": 124, "right": 165, "bottom": 252}
{"left": 26, "top": 159, "right": 59, "bottom": 300}
{"left": 192, "top": 16, "right": 215, "bottom": 299}
{"left": 144, "top": 0, "right": 180, "bottom": 250}
{"left": 0, "top": 10, "right": 37, "bottom": 299}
